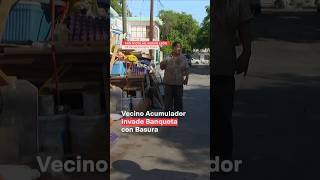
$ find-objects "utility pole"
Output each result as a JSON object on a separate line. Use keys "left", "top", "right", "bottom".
{"left": 149, "top": 0, "right": 154, "bottom": 59}
{"left": 122, "top": 0, "right": 127, "bottom": 36}
{"left": 149, "top": 0, "right": 154, "bottom": 41}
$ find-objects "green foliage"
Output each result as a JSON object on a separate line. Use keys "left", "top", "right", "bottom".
{"left": 196, "top": 6, "right": 210, "bottom": 49}
{"left": 111, "top": 0, "right": 122, "bottom": 15}
{"left": 111, "top": 0, "right": 132, "bottom": 16}
{"left": 158, "top": 10, "right": 200, "bottom": 55}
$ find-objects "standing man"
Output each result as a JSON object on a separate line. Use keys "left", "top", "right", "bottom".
{"left": 212, "top": 0, "right": 253, "bottom": 160}
{"left": 160, "top": 42, "right": 190, "bottom": 112}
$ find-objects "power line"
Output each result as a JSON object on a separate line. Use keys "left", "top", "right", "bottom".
{"left": 158, "top": 0, "right": 164, "bottom": 9}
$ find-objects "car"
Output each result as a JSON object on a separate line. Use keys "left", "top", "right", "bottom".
{"left": 201, "top": 59, "right": 210, "bottom": 64}
{"left": 185, "top": 54, "right": 192, "bottom": 67}
{"left": 191, "top": 58, "right": 201, "bottom": 65}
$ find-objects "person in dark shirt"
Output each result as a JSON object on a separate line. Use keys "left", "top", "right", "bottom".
{"left": 212, "top": 0, "right": 253, "bottom": 160}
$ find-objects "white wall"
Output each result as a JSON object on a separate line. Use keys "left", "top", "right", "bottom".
{"left": 127, "top": 21, "right": 160, "bottom": 41}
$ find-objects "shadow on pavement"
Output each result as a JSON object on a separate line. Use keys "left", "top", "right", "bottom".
{"left": 112, "top": 160, "right": 198, "bottom": 180}
{"left": 158, "top": 87, "right": 210, "bottom": 152}
{"left": 143, "top": 76, "right": 211, "bottom": 176}
{"left": 228, "top": 73, "right": 320, "bottom": 180}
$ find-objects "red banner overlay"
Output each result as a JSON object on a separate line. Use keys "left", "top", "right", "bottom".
{"left": 122, "top": 41, "right": 170, "bottom": 46}
{"left": 121, "top": 118, "right": 178, "bottom": 127}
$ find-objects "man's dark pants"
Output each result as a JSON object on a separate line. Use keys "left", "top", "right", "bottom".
{"left": 212, "top": 75, "right": 235, "bottom": 159}
{"left": 164, "top": 84, "right": 183, "bottom": 111}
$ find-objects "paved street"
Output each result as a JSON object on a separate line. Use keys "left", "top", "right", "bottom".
{"left": 225, "top": 11, "right": 320, "bottom": 180}
{"left": 110, "top": 65, "right": 210, "bottom": 180}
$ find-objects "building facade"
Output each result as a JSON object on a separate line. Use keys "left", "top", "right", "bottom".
{"left": 109, "top": 8, "right": 164, "bottom": 64}
{"left": 110, "top": 7, "right": 122, "bottom": 45}
{"left": 126, "top": 17, "right": 163, "bottom": 64}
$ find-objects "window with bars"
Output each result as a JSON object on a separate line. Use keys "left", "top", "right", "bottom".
{"left": 130, "top": 25, "right": 146, "bottom": 38}
{"left": 130, "top": 25, "right": 158, "bottom": 39}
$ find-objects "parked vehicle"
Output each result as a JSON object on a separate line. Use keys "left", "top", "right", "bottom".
{"left": 185, "top": 54, "right": 192, "bottom": 67}
{"left": 200, "top": 54, "right": 210, "bottom": 65}
{"left": 191, "top": 52, "right": 210, "bottom": 65}
{"left": 191, "top": 58, "right": 201, "bottom": 65}
{"left": 201, "top": 59, "right": 210, "bottom": 64}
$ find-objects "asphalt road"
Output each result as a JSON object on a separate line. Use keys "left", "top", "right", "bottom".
{"left": 225, "top": 11, "right": 320, "bottom": 180}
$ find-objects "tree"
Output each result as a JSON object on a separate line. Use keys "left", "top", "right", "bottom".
{"left": 111, "top": 0, "right": 122, "bottom": 15}
{"left": 111, "top": 0, "right": 132, "bottom": 16}
{"left": 158, "top": 10, "right": 200, "bottom": 55}
{"left": 195, "top": 6, "right": 210, "bottom": 50}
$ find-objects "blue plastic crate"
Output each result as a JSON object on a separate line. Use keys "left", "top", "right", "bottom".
{"left": 2, "top": 1, "right": 51, "bottom": 43}
{"left": 111, "top": 61, "right": 126, "bottom": 77}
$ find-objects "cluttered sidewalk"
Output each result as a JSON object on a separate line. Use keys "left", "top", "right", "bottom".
{"left": 110, "top": 65, "right": 211, "bottom": 180}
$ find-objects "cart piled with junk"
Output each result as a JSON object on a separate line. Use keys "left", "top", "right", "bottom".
{"left": 109, "top": 36, "right": 165, "bottom": 147}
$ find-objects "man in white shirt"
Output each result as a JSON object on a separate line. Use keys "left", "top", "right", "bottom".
{"left": 212, "top": 0, "right": 253, "bottom": 160}
{"left": 160, "top": 42, "right": 190, "bottom": 111}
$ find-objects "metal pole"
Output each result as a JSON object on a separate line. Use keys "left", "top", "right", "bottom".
{"left": 122, "top": 0, "right": 127, "bottom": 35}
{"left": 149, "top": 0, "right": 154, "bottom": 59}
{"left": 149, "top": 0, "right": 154, "bottom": 41}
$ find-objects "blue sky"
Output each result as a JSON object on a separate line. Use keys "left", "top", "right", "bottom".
{"left": 127, "top": 0, "right": 210, "bottom": 25}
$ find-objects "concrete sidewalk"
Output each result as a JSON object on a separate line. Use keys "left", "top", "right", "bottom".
{"left": 110, "top": 65, "right": 211, "bottom": 180}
